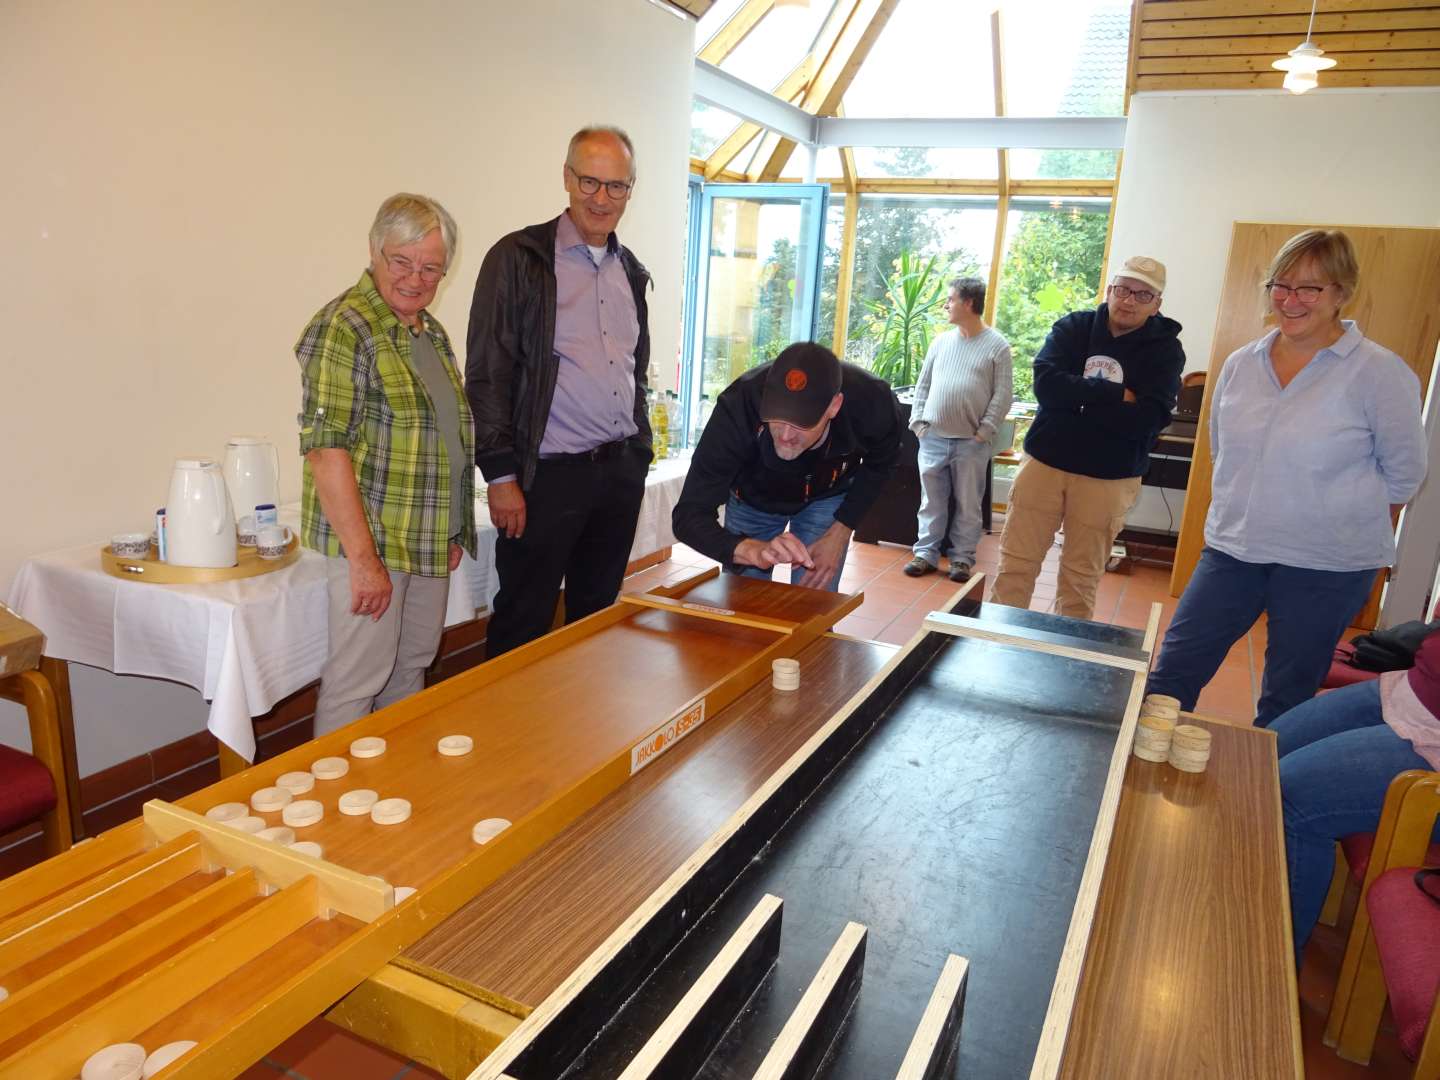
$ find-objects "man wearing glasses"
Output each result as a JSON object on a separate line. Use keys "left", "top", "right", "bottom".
{"left": 992, "top": 256, "right": 1185, "bottom": 621}
{"left": 297, "top": 193, "right": 476, "bottom": 734}
{"left": 467, "top": 126, "right": 653, "bottom": 657}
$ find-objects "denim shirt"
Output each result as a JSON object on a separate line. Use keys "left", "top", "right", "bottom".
{"left": 1205, "top": 322, "right": 1426, "bottom": 572}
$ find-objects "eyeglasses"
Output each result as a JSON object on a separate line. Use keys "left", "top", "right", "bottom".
{"left": 1109, "top": 283, "right": 1157, "bottom": 305}
{"left": 567, "top": 166, "right": 634, "bottom": 200}
{"left": 1266, "top": 281, "right": 1334, "bottom": 304}
{"left": 383, "top": 252, "right": 446, "bottom": 284}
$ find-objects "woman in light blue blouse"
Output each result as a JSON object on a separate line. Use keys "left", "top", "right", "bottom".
{"left": 1146, "top": 229, "right": 1426, "bottom": 727}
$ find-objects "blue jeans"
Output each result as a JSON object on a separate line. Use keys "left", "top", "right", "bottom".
{"left": 723, "top": 491, "right": 849, "bottom": 591}
{"left": 913, "top": 433, "right": 989, "bottom": 569}
{"left": 1274, "top": 680, "right": 1431, "bottom": 964}
{"left": 1146, "top": 547, "right": 1375, "bottom": 726}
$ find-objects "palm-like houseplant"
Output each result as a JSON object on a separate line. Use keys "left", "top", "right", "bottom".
{"left": 862, "top": 250, "right": 951, "bottom": 387}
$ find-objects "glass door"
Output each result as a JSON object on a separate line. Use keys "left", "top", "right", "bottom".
{"left": 680, "top": 182, "right": 828, "bottom": 447}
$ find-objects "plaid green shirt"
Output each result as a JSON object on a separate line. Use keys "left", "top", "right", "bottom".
{"left": 296, "top": 270, "right": 476, "bottom": 577}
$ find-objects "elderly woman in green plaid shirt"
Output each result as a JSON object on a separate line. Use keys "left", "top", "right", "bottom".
{"left": 296, "top": 193, "right": 477, "bottom": 735}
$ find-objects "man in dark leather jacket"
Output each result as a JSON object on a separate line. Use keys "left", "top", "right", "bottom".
{"left": 673, "top": 343, "right": 903, "bottom": 591}
{"left": 466, "top": 126, "right": 653, "bottom": 657}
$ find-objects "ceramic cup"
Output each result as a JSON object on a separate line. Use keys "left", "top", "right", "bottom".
{"left": 111, "top": 532, "right": 151, "bottom": 558}
{"left": 236, "top": 514, "right": 257, "bottom": 546}
{"left": 256, "top": 524, "right": 292, "bottom": 559}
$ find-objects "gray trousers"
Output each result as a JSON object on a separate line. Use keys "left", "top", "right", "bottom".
{"left": 314, "top": 555, "right": 449, "bottom": 736}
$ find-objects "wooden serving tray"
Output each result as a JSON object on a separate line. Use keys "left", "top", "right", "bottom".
{"left": 100, "top": 536, "right": 300, "bottom": 583}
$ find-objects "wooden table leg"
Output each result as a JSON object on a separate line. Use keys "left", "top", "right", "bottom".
{"left": 217, "top": 741, "right": 251, "bottom": 778}
{"left": 38, "top": 657, "right": 84, "bottom": 842}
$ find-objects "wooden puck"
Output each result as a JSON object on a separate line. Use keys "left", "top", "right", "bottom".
{"left": 82, "top": 1043, "right": 146, "bottom": 1080}
{"left": 438, "top": 734, "right": 474, "bottom": 757}
{"left": 370, "top": 798, "right": 412, "bottom": 825}
{"left": 1172, "top": 724, "right": 1212, "bottom": 750}
{"left": 142, "top": 1041, "right": 197, "bottom": 1078}
{"left": 772, "top": 658, "right": 800, "bottom": 674}
{"left": 1169, "top": 754, "right": 1210, "bottom": 774}
{"left": 1145, "top": 694, "right": 1182, "bottom": 711}
{"left": 205, "top": 802, "right": 247, "bottom": 822}
{"left": 275, "top": 770, "right": 315, "bottom": 795}
{"left": 311, "top": 756, "right": 350, "bottom": 780}
{"left": 282, "top": 800, "right": 324, "bottom": 828}
{"left": 472, "top": 817, "right": 512, "bottom": 844}
{"left": 255, "top": 825, "right": 296, "bottom": 845}
{"left": 225, "top": 815, "right": 266, "bottom": 833}
{"left": 288, "top": 840, "right": 324, "bottom": 859}
{"left": 249, "top": 786, "right": 292, "bottom": 813}
{"left": 1132, "top": 744, "right": 1169, "bottom": 763}
{"left": 350, "top": 736, "right": 387, "bottom": 759}
{"left": 1140, "top": 705, "right": 1180, "bottom": 722}
{"left": 338, "top": 789, "right": 379, "bottom": 816}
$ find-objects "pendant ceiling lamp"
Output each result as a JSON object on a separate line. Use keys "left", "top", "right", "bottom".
{"left": 1271, "top": 0, "right": 1337, "bottom": 94}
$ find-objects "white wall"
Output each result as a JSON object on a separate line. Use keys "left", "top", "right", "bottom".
{"left": 0, "top": 0, "right": 694, "bottom": 767}
{"left": 1110, "top": 89, "right": 1440, "bottom": 373}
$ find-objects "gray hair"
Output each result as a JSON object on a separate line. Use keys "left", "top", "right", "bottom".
{"left": 566, "top": 125, "right": 637, "bottom": 181}
{"left": 368, "top": 193, "right": 458, "bottom": 270}
{"left": 948, "top": 276, "right": 986, "bottom": 314}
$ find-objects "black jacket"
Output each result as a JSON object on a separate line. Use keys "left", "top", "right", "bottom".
{"left": 673, "top": 361, "right": 904, "bottom": 566}
{"left": 465, "top": 214, "right": 652, "bottom": 489}
{"left": 1024, "top": 304, "right": 1185, "bottom": 480}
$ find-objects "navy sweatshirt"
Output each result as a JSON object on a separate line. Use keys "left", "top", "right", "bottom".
{"left": 1023, "top": 304, "right": 1185, "bottom": 480}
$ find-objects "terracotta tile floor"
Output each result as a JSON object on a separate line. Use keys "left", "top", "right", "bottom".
{"left": 225, "top": 526, "right": 1414, "bottom": 1077}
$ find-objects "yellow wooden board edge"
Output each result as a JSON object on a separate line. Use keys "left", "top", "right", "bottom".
{"left": 142, "top": 800, "right": 393, "bottom": 922}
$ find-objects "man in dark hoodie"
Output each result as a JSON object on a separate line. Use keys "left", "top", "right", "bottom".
{"left": 672, "top": 343, "right": 903, "bottom": 591}
{"left": 992, "top": 256, "right": 1184, "bottom": 620}
{"left": 466, "top": 126, "right": 653, "bottom": 657}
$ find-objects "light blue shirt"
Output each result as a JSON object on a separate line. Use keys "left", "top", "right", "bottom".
{"left": 540, "top": 210, "right": 640, "bottom": 454}
{"left": 1205, "top": 321, "right": 1426, "bottom": 572}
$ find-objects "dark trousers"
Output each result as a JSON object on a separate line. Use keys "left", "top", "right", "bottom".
{"left": 1145, "top": 546, "right": 1376, "bottom": 727}
{"left": 487, "top": 443, "right": 649, "bottom": 658}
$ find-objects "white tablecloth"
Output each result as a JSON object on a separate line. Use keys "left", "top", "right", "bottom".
{"left": 8, "top": 457, "right": 690, "bottom": 762}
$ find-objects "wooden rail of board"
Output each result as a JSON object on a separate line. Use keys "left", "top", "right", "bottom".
{"left": 921, "top": 611, "right": 1151, "bottom": 673}
{"left": 0, "top": 572, "right": 859, "bottom": 1079}
{"left": 615, "top": 894, "right": 783, "bottom": 1079}
{"left": 895, "top": 954, "right": 969, "bottom": 1080}
{"left": 752, "top": 920, "right": 867, "bottom": 1080}
{"left": 1027, "top": 600, "right": 1162, "bottom": 1080}
{"left": 619, "top": 592, "right": 802, "bottom": 634}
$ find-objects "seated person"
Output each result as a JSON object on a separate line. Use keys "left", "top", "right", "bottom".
{"left": 1278, "top": 631, "right": 1440, "bottom": 966}
{"left": 672, "top": 343, "right": 903, "bottom": 591}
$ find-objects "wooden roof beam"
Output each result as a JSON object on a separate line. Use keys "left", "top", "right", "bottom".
{"left": 697, "top": 0, "right": 775, "bottom": 65}
{"left": 756, "top": 0, "right": 902, "bottom": 182}
{"left": 701, "top": 57, "right": 815, "bottom": 180}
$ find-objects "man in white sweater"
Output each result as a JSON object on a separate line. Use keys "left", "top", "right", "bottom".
{"left": 903, "top": 277, "right": 1013, "bottom": 582}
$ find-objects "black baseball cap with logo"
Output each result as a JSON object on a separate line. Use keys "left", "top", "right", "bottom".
{"left": 760, "top": 343, "right": 842, "bottom": 428}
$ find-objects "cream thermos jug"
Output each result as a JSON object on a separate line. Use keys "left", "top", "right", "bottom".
{"left": 166, "top": 458, "right": 237, "bottom": 567}
{"left": 222, "top": 436, "right": 280, "bottom": 521}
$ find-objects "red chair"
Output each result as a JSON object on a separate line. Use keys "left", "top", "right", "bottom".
{"left": 1326, "top": 771, "right": 1440, "bottom": 1075}
{"left": 1368, "top": 867, "right": 1440, "bottom": 1072}
{"left": 0, "top": 669, "right": 73, "bottom": 858}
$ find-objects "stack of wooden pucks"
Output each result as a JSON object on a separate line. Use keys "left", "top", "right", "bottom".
{"left": 1168, "top": 723, "right": 1212, "bottom": 773}
{"left": 1128, "top": 696, "right": 1175, "bottom": 766}
{"left": 772, "top": 658, "right": 800, "bottom": 692}
{"left": 1132, "top": 693, "right": 1180, "bottom": 762}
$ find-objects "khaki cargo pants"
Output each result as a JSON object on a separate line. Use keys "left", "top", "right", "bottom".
{"left": 992, "top": 456, "right": 1142, "bottom": 621}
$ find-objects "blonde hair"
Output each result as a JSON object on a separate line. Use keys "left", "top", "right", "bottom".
{"left": 1266, "top": 228, "right": 1359, "bottom": 303}
{"left": 368, "top": 193, "right": 458, "bottom": 270}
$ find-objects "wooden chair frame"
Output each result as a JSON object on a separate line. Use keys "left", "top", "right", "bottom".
{"left": 1324, "top": 770, "right": 1440, "bottom": 1074}
{"left": 0, "top": 668, "right": 74, "bottom": 857}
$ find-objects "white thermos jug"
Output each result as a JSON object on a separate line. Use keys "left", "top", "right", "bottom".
{"left": 222, "top": 436, "right": 281, "bottom": 521}
{"left": 166, "top": 458, "right": 238, "bottom": 567}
